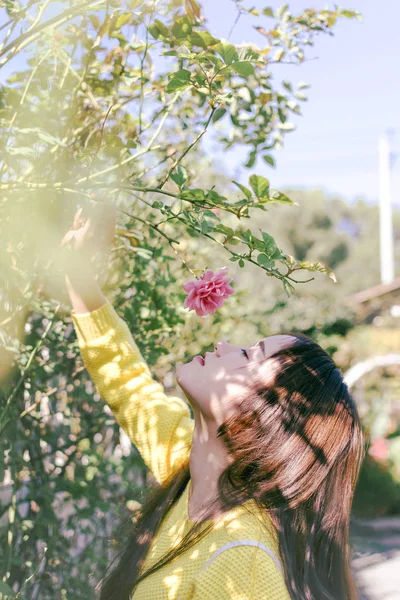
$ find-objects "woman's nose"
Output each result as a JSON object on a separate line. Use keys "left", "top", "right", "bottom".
{"left": 215, "top": 340, "right": 238, "bottom": 356}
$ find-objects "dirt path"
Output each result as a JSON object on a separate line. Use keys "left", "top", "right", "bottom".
{"left": 351, "top": 517, "right": 400, "bottom": 599}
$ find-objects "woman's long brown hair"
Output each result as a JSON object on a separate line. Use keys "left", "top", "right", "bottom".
{"left": 99, "top": 333, "right": 365, "bottom": 600}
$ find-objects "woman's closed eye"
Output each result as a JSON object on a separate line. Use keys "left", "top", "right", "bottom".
{"left": 241, "top": 348, "right": 249, "bottom": 359}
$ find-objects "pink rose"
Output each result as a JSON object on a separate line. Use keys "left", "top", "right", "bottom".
{"left": 183, "top": 266, "right": 234, "bottom": 316}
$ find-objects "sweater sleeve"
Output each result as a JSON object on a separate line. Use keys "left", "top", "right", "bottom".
{"left": 192, "top": 544, "right": 290, "bottom": 600}
{"left": 71, "top": 298, "right": 194, "bottom": 485}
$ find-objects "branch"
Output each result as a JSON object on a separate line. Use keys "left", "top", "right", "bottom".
{"left": 138, "top": 11, "right": 153, "bottom": 135}
{"left": 69, "top": 91, "right": 182, "bottom": 185}
{"left": 157, "top": 106, "right": 217, "bottom": 189}
{"left": 117, "top": 204, "right": 180, "bottom": 246}
{"left": 171, "top": 212, "right": 289, "bottom": 284}
{"left": 0, "top": 0, "right": 106, "bottom": 68}
{"left": 121, "top": 193, "right": 198, "bottom": 278}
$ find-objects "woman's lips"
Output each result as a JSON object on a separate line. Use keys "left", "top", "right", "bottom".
{"left": 194, "top": 355, "right": 205, "bottom": 365}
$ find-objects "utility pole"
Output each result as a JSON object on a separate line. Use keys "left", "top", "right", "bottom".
{"left": 378, "top": 133, "right": 395, "bottom": 285}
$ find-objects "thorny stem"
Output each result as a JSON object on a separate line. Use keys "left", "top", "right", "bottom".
{"left": 117, "top": 206, "right": 179, "bottom": 246}
{"left": 157, "top": 106, "right": 217, "bottom": 189}
{"left": 170, "top": 212, "right": 292, "bottom": 283}
{"left": 138, "top": 10, "right": 153, "bottom": 135}
{"left": 122, "top": 194, "right": 198, "bottom": 277}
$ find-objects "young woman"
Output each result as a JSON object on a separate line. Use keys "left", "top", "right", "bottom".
{"left": 61, "top": 205, "right": 364, "bottom": 600}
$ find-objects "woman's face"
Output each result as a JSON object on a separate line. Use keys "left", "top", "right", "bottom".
{"left": 175, "top": 335, "right": 296, "bottom": 424}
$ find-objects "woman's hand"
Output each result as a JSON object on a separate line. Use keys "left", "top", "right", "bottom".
{"left": 60, "top": 202, "right": 116, "bottom": 312}
{"left": 60, "top": 202, "right": 117, "bottom": 267}
{"left": 37, "top": 202, "right": 116, "bottom": 307}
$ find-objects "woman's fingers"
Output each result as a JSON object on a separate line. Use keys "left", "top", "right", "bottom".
{"left": 72, "top": 206, "right": 85, "bottom": 229}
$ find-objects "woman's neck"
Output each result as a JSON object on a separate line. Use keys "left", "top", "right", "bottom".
{"left": 188, "top": 410, "right": 232, "bottom": 520}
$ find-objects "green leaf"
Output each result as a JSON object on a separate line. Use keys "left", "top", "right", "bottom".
{"left": 202, "top": 210, "right": 220, "bottom": 220}
{"left": 202, "top": 54, "right": 223, "bottom": 68}
{"left": 267, "top": 190, "right": 294, "bottom": 205}
{"left": 283, "top": 80, "right": 292, "bottom": 92}
{"left": 171, "top": 165, "right": 188, "bottom": 187}
{"left": 238, "top": 258, "right": 245, "bottom": 268}
{"left": 154, "top": 19, "right": 169, "bottom": 37}
{"left": 249, "top": 175, "right": 270, "bottom": 199}
{"left": 278, "top": 107, "right": 287, "bottom": 123}
{"left": 148, "top": 23, "right": 160, "bottom": 39}
{"left": 262, "top": 155, "right": 275, "bottom": 167}
{"left": 340, "top": 9, "right": 363, "bottom": 21}
{"left": 0, "top": 581, "right": 15, "bottom": 598}
{"left": 253, "top": 203, "right": 268, "bottom": 212}
{"left": 232, "top": 181, "right": 252, "bottom": 199}
{"left": 257, "top": 253, "right": 274, "bottom": 268}
{"left": 110, "top": 31, "right": 127, "bottom": 44}
{"left": 4, "top": 0, "right": 18, "bottom": 16}
{"left": 165, "top": 69, "right": 192, "bottom": 93}
{"left": 245, "top": 150, "right": 257, "bottom": 169}
{"left": 298, "top": 81, "right": 310, "bottom": 89}
{"left": 216, "top": 224, "right": 235, "bottom": 237}
{"left": 201, "top": 219, "right": 212, "bottom": 234}
{"left": 181, "top": 189, "right": 207, "bottom": 202}
{"left": 176, "top": 68, "right": 192, "bottom": 81}
{"left": 215, "top": 42, "right": 239, "bottom": 65}
{"left": 231, "top": 61, "right": 254, "bottom": 76}
{"left": 190, "top": 31, "right": 219, "bottom": 48}
{"left": 171, "top": 16, "right": 192, "bottom": 39}
{"left": 166, "top": 79, "right": 191, "bottom": 93}
{"left": 262, "top": 7, "right": 274, "bottom": 17}
{"left": 212, "top": 107, "right": 226, "bottom": 123}
{"left": 277, "top": 4, "right": 289, "bottom": 19}
{"left": 327, "top": 13, "right": 337, "bottom": 27}
{"left": 232, "top": 199, "right": 248, "bottom": 208}
{"left": 260, "top": 231, "right": 277, "bottom": 252}
{"left": 89, "top": 15, "right": 100, "bottom": 28}
{"left": 283, "top": 279, "right": 295, "bottom": 297}
{"left": 297, "top": 261, "right": 337, "bottom": 282}
{"left": 116, "top": 13, "right": 132, "bottom": 28}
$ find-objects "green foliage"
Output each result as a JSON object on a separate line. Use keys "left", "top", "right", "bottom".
{"left": 0, "top": 581, "right": 14, "bottom": 599}
{"left": 0, "top": 0, "right": 359, "bottom": 293}
{"left": 353, "top": 456, "right": 400, "bottom": 519}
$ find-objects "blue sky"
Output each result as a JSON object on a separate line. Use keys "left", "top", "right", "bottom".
{"left": 202, "top": 0, "right": 400, "bottom": 205}
{"left": 1, "top": 0, "right": 399, "bottom": 205}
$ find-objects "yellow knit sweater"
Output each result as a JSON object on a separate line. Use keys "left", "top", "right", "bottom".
{"left": 71, "top": 299, "right": 291, "bottom": 600}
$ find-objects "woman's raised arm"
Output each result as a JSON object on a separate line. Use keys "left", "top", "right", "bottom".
{"left": 61, "top": 205, "right": 194, "bottom": 484}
